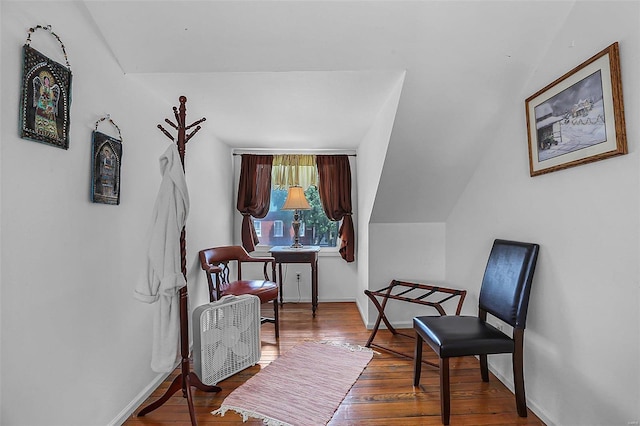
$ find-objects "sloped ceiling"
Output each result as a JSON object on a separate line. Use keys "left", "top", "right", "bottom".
{"left": 84, "top": 0, "right": 576, "bottom": 222}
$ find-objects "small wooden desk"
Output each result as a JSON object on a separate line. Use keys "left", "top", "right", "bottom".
{"left": 270, "top": 246, "right": 321, "bottom": 316}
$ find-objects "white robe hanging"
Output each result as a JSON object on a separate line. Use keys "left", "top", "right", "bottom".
{"left": 134, "top": 144, "right": 189, "bottom": 373}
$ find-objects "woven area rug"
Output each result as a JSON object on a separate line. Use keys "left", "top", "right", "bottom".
{"left": 213, "top": 341, "right": 374, "bottom": 426}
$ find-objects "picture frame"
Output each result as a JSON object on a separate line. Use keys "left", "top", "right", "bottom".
{"left": 91, "top": 128, "right": 123, "bottom": 205}
{"left": 525, "top": 42, "right": 626, "bottom": 176}
{"left": 19, "top": 26, "right": 72, "bottom": 149}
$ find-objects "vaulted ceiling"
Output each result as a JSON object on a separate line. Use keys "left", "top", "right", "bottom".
{"left": 84, "top": 0, "right": 577, "bottom": 222}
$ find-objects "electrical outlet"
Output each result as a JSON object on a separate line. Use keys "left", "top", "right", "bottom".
{"left": 296, "top": 272, "right": 301, "bottom": 280}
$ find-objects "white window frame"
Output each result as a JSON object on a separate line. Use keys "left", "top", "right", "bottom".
{"left": 273, "top": 220, "right": 284, "bottom": 237}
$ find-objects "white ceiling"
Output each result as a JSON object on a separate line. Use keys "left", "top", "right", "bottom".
{"left": 83, "top": 0, "right": 577, "bottom": 222}
{"left": 127, "top": 70, "right": 404, "bottom": 149}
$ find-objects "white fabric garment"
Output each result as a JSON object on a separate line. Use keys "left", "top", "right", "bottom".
{"left": 134, "top": 144, "right": 190, "bottom": 373}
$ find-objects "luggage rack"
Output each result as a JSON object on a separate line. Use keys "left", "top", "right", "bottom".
{"left": 364, "top": 280, "right": 466, "bottom": 364}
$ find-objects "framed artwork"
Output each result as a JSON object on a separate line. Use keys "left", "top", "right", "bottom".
{"left": 91, "top": 116, "right": 123, "bottom": 205}
{"left": 19, "top": 25, "right": 72, "bottom": 149}
{"left": 525, "top": 42, "right": 627, "bottom": 176}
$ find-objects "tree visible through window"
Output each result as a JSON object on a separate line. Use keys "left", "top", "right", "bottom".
{"left": 255, "top": 186, "right": 338, "bottom": 247}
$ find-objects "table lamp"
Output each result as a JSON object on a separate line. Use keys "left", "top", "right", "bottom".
{"left": 282, "top": 186, "right": 311, "bottom": 248}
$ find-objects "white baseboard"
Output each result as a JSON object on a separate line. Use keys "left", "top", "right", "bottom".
{"left": 280, "top": 297, "right": 355, "bottom": 303}
{"left": 488, "top": 363, "right": 555, "bottom": 426}
{"left": 108, "top": 368, "right": 174, "bottom": 426}
{"left": 364, "top": 319, "right": 413, "bottom": 329}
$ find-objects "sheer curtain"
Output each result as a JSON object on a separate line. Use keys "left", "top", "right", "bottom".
{"left": 236, "top": 154, "right": 273, "bottom": 252}
{"left": 272, "top": 154, "right": 317, "bottom": 190}
{"left": 316, "top": 155, "right": 355, "bottom": 262}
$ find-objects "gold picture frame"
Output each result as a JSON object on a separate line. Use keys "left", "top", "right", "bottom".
{"left": 525, "top": 42, "right": 627, "bottom": 176}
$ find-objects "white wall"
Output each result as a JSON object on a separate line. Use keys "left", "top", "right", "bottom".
{"left": 446, "top": 2, "right": 640, "bottom": 425}
{"left": 359, "top": 74, "right": 452, "bottom": 329}
{"left": 367, "top": 222, "right": 447, "bottom": 328}
{"left": 0, "top": 2, "right": 232, "bottom": 425}
{"left": 355, "top": 73, "right": 404, "bottom": 321}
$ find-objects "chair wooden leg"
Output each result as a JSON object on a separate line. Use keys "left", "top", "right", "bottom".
{"left": 413, "top": 333, "right": 423, "bottom": 386}
{"left": 480, "top": 354, "right": 489, "bottom": 382}
{"left": 513, "top": 328, "right": 527, "bottom": 417}
{"left": 273, "top": 299, "right": 279, "bottom": 339}
{"left": 440, "top": 357, "right": 450, "bottom": 425}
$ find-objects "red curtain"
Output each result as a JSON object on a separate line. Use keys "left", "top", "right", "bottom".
{"left": 236, "top": 154, "right": 273, "bottom": 252}
{"left": 316, "top": 155, "right": 354, "bottom": 262}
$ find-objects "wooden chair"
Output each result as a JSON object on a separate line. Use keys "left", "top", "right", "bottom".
{"left": 413, "top": 239, "right": 539, "bottom": 425}
{"left": 199, "top": 246, "right": 279, "bottom": 338}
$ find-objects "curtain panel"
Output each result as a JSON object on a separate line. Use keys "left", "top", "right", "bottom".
{"left": 236, "top": 154, "right": 273, "bottom": 252}
{"left": 272, "top": 154, "right": 317, "bottom": 190}
{"left": 316, "top": 155, "right": 355, "bottom": 262}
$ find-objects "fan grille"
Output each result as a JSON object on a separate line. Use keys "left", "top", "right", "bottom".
{"left": 193, "top": 295, "right": 261, "bottom": 385}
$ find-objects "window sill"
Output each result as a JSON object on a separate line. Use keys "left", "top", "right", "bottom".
{"left": 253, "top": 245, "right": 340, "bottom": 257}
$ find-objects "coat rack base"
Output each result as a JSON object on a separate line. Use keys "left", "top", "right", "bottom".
{"left": 137, "top": 370, "right": 221, "bottom": 421}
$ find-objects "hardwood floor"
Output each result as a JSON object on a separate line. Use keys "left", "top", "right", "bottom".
{"left": 124, "top": 302, "right": 545, "bottom": 425}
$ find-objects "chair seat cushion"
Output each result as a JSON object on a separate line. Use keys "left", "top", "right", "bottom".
{"left": 414, "top": 316, "right": 514, "bottom": 358}
{"left": 221, "top": 280, "right": 278, "bottom": 304}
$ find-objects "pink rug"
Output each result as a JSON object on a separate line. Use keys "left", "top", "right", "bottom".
{"left": 213, "top": 341, "right": 374, "bottom": 425}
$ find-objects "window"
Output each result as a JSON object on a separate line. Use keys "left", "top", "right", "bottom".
{"left": 273, "top": 220, "right": 284, "bottom": 237}
{"left": 253, "top": 220, "right": 261, "bottom": 237}
{"left": 237, "top": 153, "right": 347, "bottom": 250}
{"left": 258, "top": 186, "right": 339, "bottom": 248}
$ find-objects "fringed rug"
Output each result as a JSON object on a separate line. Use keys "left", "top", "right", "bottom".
{"left": 213, "top": 341, "right": 374, "bottom": 426}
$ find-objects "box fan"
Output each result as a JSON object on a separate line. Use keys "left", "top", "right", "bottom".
{"left": 192, "top": 294, "right": 261, "bottom": 385}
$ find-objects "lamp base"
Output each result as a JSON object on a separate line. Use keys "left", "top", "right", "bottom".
{"left": 290, "top": 210, "right": 304, "bottom": 248}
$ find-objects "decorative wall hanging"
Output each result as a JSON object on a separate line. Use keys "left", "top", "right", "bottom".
{"left": 19, "top": 25, "right": 72, "bottom": 149}
{"left": 91, "top": 115, "right": 123, "bottom": 205}
{"left": 525, "top": 42, "right": 627, "bottom": 176}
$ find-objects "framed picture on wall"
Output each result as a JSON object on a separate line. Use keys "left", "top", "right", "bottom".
{"left": 19, "top": 26, "right": 72, "bottom": 149}
{"left": 525, "top": 42, "right": 627, "bottom": 176}
{"left": 91, "top": 116, "right": 123, "bottom": 205}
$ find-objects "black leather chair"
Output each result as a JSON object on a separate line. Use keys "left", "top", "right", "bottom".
{"left": 413, "top": 239, "right": 539, "bottom": 425}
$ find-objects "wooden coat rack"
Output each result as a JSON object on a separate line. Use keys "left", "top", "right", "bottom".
{"left": 137, "top": 96, "right": 218, "bottom": 425}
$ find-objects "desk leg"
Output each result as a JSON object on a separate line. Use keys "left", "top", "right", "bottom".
{"left": 311, "top": 259, "right": 318, "bottom": 317}
{"left": 278, "top": 263, "right": 284, "bottom": 306}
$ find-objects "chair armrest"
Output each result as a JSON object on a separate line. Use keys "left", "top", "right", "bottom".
{"left": 241, "top": 255, "right": 276, "bottom": 264}
{"left": 238, "top": 257, "right": 276, "bottom": 282}
{"left": 205, "top": 265, "right": 223, "bottom": 274}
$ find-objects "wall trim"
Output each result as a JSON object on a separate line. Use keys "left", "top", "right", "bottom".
{"left": 365, "top": 319, "right": 413, "bottom": 329}
{"left": 107, "top": 367, "right": 175, "bottom": 426}
{"left": 284, "top": 297, "right": 355, "bottom": 303}
{"left": 488, "top": 362, "right": 555, "bottom": 426}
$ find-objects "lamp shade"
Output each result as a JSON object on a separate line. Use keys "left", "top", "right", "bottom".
{"left": 282, "top": 186, "right": 311, "bottom": 210}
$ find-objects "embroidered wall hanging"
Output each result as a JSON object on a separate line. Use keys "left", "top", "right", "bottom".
{"left": 91, "top": 115, "right": 123, "bottom": 205}
{"left": 19, "top": 25, "right": 72, "bottom": 149}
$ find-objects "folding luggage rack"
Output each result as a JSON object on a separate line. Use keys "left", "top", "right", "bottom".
{"left": 364, "top": 280, "right": 467, "bottom": 364}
